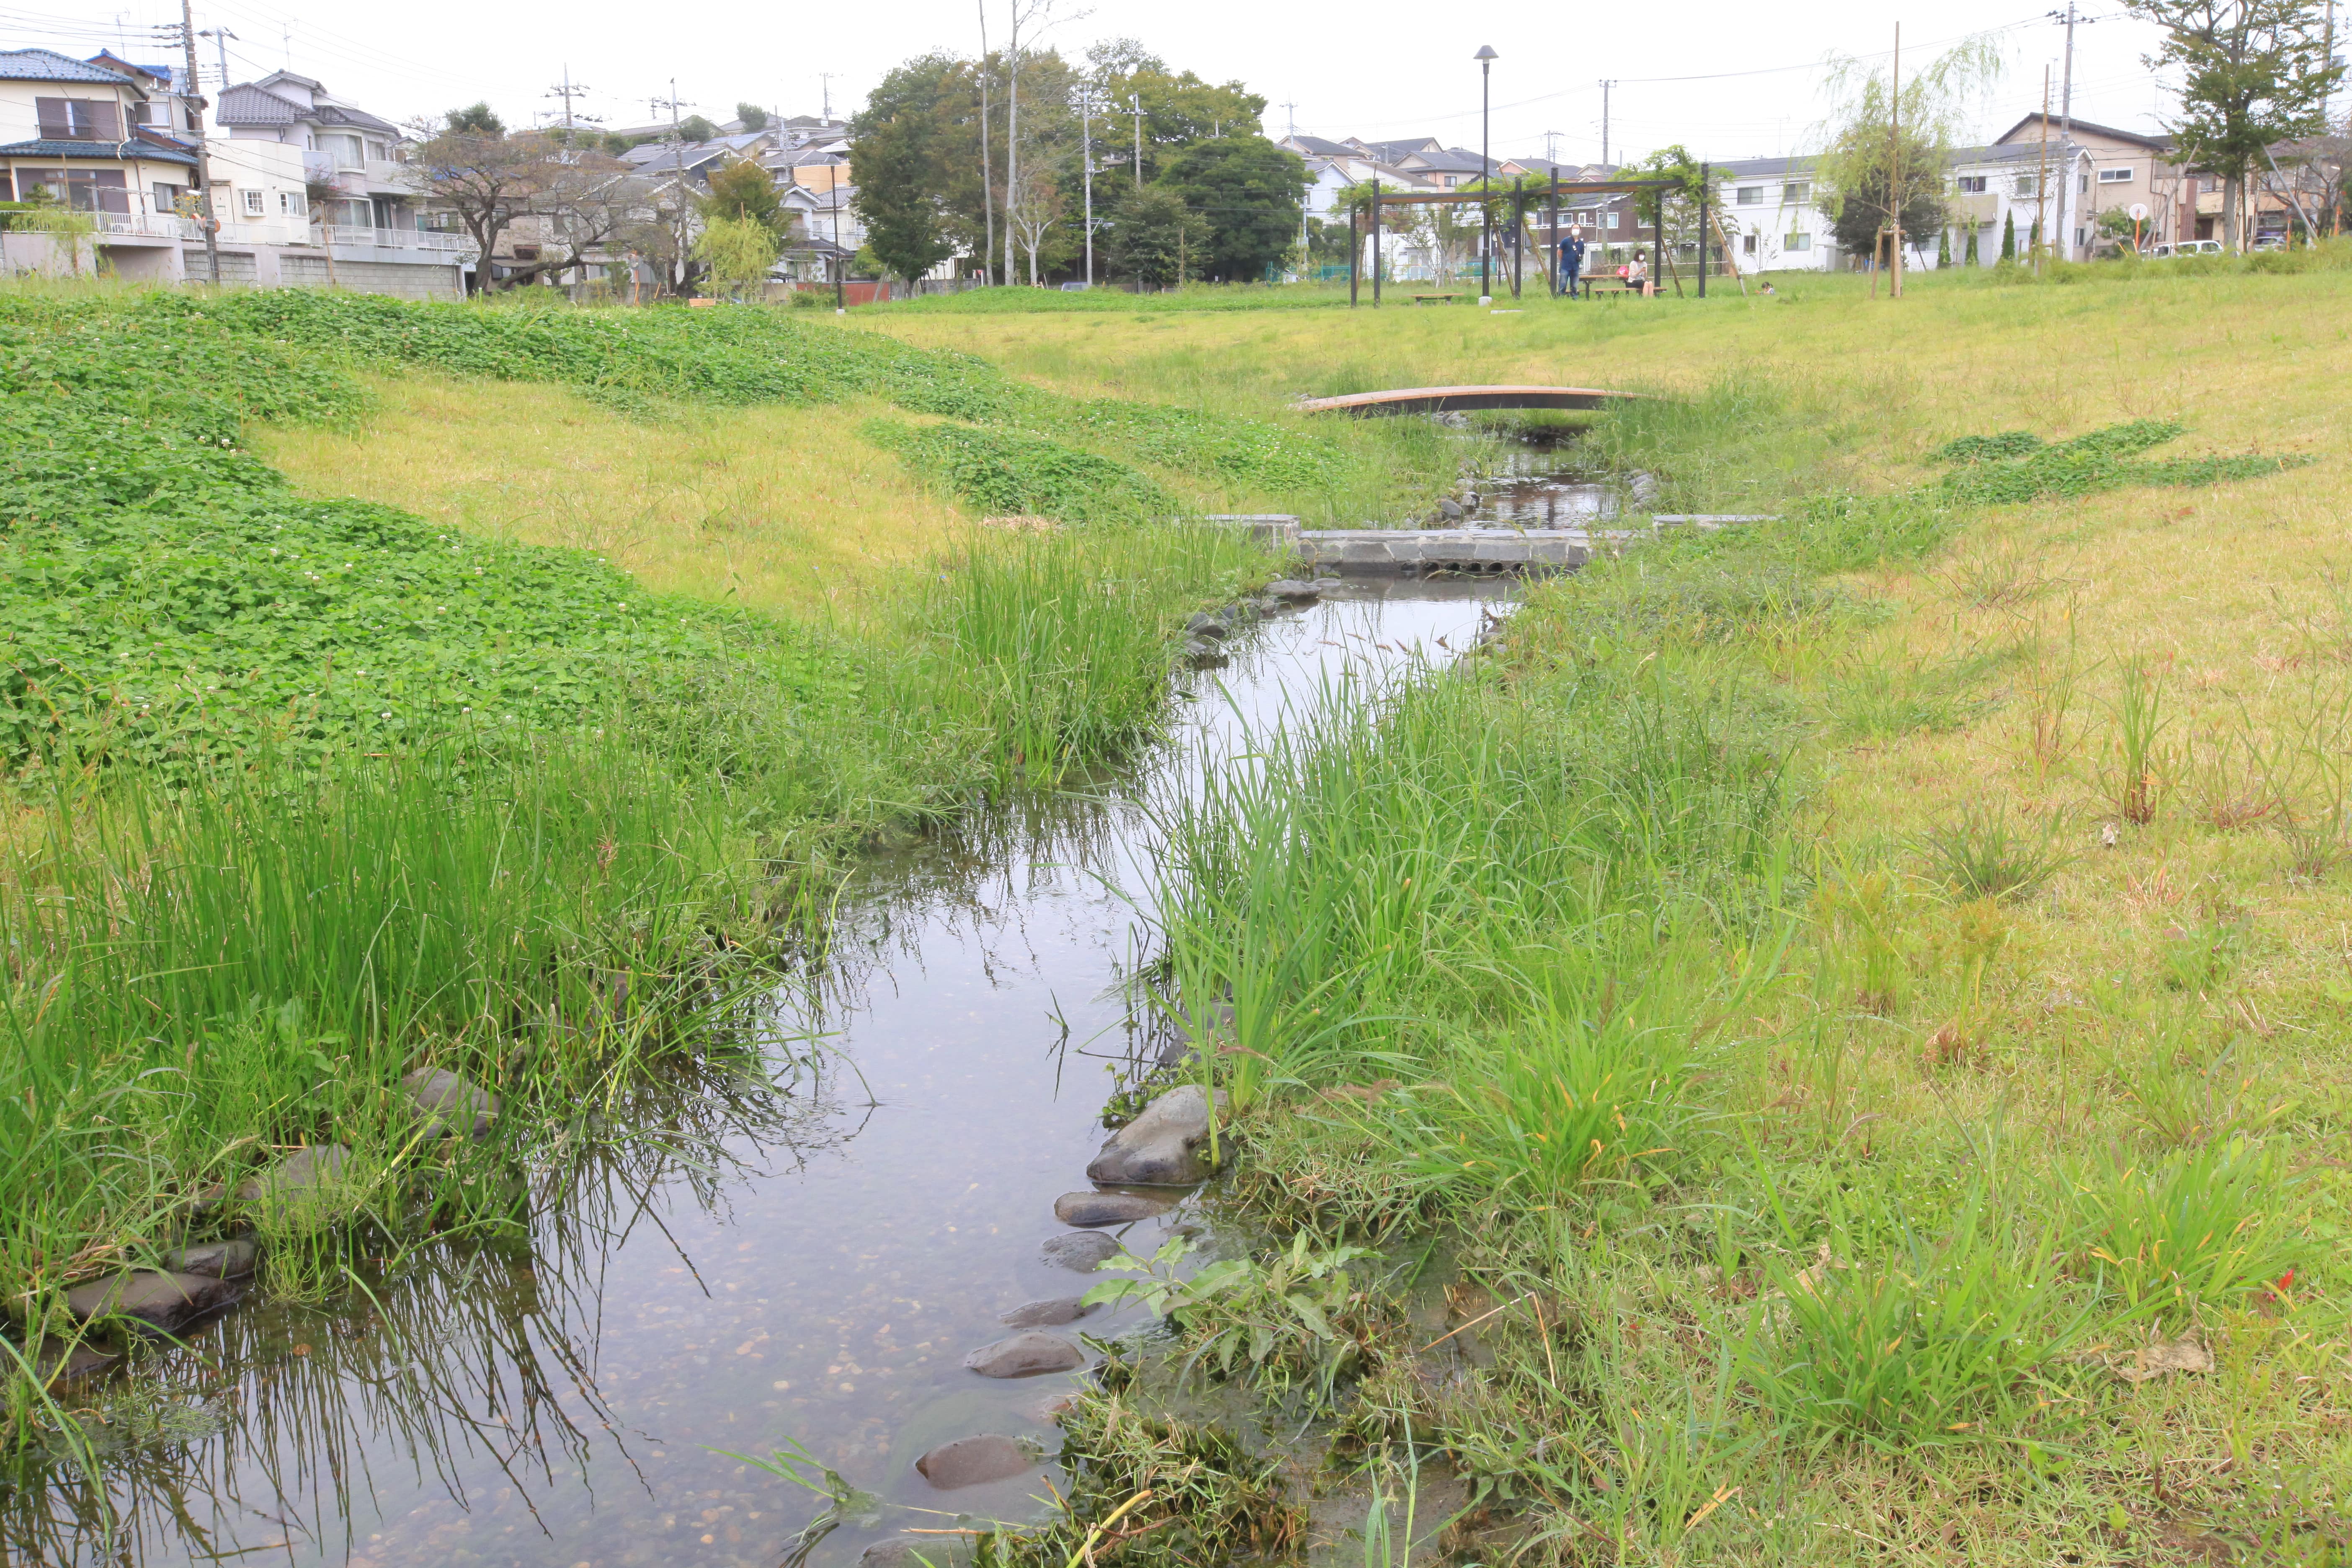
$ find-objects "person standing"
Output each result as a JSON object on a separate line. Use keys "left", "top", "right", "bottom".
{"left": 1558, "top": 227, "right": 1587, "bottom": 297}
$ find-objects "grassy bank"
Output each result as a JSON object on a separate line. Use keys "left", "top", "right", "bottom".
{"left": 0, "top": 286, "right": 1295, "bottom": 1402}
{"left": 878, "top": 259, "right": 2352, "bottom": 1562}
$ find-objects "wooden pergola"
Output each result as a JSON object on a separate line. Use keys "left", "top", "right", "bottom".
{"left": 1348, "top": 175, "right": 1693, "bottom": 305}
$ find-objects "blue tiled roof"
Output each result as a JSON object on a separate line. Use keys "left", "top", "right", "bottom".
{"left": 0, "top": 138, "right": 198, "bottom": 166}
{"left": 0, "top": 48, "right": 134, "bottom": 84}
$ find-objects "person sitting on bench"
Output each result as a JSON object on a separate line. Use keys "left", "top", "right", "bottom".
{"left": 1625, "top": 254, "right": 1649, "bottom": 294}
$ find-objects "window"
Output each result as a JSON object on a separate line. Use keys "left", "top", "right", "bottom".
{"left": 34, "top": 97, "right": 124, "bottom": 140}
{"left": 279, "top": 191, "right": 307, "bottom": 217}
{"left": 331, "top": 197, "right": 371, "bottom": 228}
{"left": 1957, "top": 175, "right": 1988, "bottom": 193}
{"left": 1785, "top": 232, "right": 1810, "bottom": 251}
{"left": 17, "top": 167, "right": 128, "bottom": 212}
{"left": 321, "top": 133, "right": 365, "bottom": 170}
{"left": 1736, "top": 185, "right": 1762, "bottom": 205}
{"left": 240, "top": 188, "right": 265, "bottom": 216}
{"left": 1783, "top": 182, "right": 1809, "bottom": 204}
{"left": 152, "top": 180, "right": 178, "bottom": 212}
{"left": 2079, "top": 173, "right": 2090, "bottom": 192}
{"left": 2099, "top": 166, "right": 2133, "bottom": 183}
{"left": 2014, "top": 174, "right": 2039, "bottom": 197}
{"left": 1742, "top": 233, "right": 1758, "bottom": 255}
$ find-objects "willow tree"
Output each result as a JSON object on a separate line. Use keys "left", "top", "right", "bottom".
{"left": 1812, "top": 36, "right": 2003, "bottom": 265}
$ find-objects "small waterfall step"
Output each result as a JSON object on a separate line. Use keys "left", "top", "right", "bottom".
{"left": 1207, "top": 514, "right": 1778, "bottom": 576}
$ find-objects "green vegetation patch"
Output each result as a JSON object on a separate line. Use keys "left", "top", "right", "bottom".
{"left": 864, "top": 418, "right": 1178, "bottom": 521}
{"left": 0, "top": 386, "right": 789, "bottom": 778}
{"left": 1930, "top": 419, "right": 2309, "bottom": 506}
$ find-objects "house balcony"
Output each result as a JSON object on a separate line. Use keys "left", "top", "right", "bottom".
{"left": 322, "top": 224, "right": 477, "bottom": 260}
{"left": 90, "top": 212, "right": 201, "bottom": 241}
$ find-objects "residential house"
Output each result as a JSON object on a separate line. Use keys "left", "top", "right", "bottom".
{"left": 215, "top": 69, "right": 464, "bottom": 296}
{"left": 1942, "top": 139, "right": 2094, "bottom": 265}
{"left": 1714, "top": 156, "right": 1835, "bottom": 271}
{"left": 0, "top": 48, "right": 204, "bottom": 281}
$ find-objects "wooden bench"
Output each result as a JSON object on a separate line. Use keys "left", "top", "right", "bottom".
{"left": 1583, "top": 277, "right": 1653, "bottom": 298}
{"left": 1410, "top": 292, "right": 1466, "bottom": 305}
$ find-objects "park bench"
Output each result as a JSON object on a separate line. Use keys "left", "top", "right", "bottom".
{"left": 1410, "top": 292, "right": 1466, "bottom": 305}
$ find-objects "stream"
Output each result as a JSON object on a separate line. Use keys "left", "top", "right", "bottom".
{"left": 3, "top": 577, "right": 1523, "bottom": 1568}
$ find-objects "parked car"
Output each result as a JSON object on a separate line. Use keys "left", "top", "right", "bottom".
{"left": 2251, "top": 234, "right": 2289, "bottom": 252}
{"left": 2148, "top": 239, "right": 2225, "bottom": 259}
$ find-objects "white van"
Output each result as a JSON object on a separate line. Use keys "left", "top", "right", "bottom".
{"left": 2147, "top": 239, "right": 2225, "bottom": 259}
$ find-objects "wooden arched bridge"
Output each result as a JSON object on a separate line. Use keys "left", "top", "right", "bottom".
{"left": 1294, "top": 385, "right": 1642, "bottom": 418}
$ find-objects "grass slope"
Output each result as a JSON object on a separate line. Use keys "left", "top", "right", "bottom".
{"left": 895, "top": 258, "right": 2352, "bottom": 1562}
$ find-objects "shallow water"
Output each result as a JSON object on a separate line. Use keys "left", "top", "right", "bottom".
{"left": 4, "top": 582, "right": 1511, "bottom": 1568}
{"left": 1464, "top": 437, "right": 1619, "bottom": 529}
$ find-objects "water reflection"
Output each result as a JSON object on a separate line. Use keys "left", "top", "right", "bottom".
{"left": 2, "top": 586, "right": 1512, "bottom": 1568}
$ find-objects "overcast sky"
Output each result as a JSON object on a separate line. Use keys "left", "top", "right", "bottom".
{"left": 10, "top": 0, "right": 2186, "bottom": 162}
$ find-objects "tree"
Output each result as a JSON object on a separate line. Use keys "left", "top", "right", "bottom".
{"left": 1965, "top": 223, "right": 1981, "bottom": 265}
{"left": 1009, "top": 170, "right": 1064, "bottom": 283}
{"left": 2001, "top": 209, "right": 2017, "bottom": 260}
{"left": 736, "top": 103, "right": 770, "bottom": 133}
{"left": 1086, "top": 39, "right": 1266, "bottom": 183}
{"left": 409, "top": 111, "right": 629, "bottom": 291}
{"left": 2127, "top": 0, "right": 2342, "bottom": 248}
{"left": 694, "top": 215, "right": 781, "bottom": 297}
{"left": 1813, "top": 37, "right": 2002, "bottom": 262}
{"left": 445, "top": 101, "right": 505, "bottom": 137}
{"left": 1105, "top": 183, "right": 1194, "bottom": 286}
{"left": 1154, "top": 134, "right": 1308, "bottom": 281}
{"left": 680, "top": 114, "right": 717, "bottom": 143}
{"left": 852, "top": 52, "right": 984, "bottom": 282}
{"left": 698, "top": 157, "right": 789, "bottom": 237}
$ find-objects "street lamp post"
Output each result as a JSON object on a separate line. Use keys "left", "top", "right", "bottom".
{"left": 1475, "top": 45, "right": 1497, "bottom": 304}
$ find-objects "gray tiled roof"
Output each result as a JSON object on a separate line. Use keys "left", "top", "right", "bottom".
{"left": 0, "top": 47, "right": 135, "bottom": 83}
{"left": 0, "top": 137, "right": 196, "bottom": 165}
{"left": 217, "top": 80, "right": 400, "bottom": 136}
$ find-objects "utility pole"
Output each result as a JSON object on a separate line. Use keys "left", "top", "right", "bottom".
{"left": 2035, "top": 67, "right": 2052, "bottom": 275}
{"left": 1544, "top": 129, "right": 1561, "bottom": 165}
{"left": 818, "top": 72, "right": 837, "bottom": 123}
{"left": 2058, "top": 0, "right": 2078, "bottom": 257}
{"left": 1078, "top": 84, "right": 1095, "bottom": 286}
{"left": 547, "top": 64, "right": 590, "bottom": 140}
{"left": 1130, "top": 93, "right": 1142, "bottom": 187}
{"left": 169, "top": 0, "right": 220, "bottom": 283}
{"left": 663, "top": 82, "right": 692, "bottom": 296}
{"left": 1599, "top": 80, "right": 1616, "bottom": 167}
{"left": 1282, "top": 99, "right": 1296, "bottom": 139}
{"left": 1890, "top": 23, "right": 1903, "bottom": 299}
{"left": 196, "top": 26, "right": 234, "bottom": 92}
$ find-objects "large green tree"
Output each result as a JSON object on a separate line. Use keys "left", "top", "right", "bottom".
{"left": 2127, "top": 0, "right": 2342, "bottom": 248}
{"left": 1086, "top": 39, "right": 1266, "bottom": 186}
{"left": 1105, "top": 183, "right": 1195, "bottom": 286}
{"left": 1154, "top": 134, "right": 1308, "bottom": 281}
{"left": 851, "top": 53, "right": 983, "bottom": 283}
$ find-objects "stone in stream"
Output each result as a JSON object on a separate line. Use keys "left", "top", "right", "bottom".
{"left": 64, "top": 1270, "right": 241, "bottom": 1335}
{"left": 235, "top": 1144, "right": 352, "bottom": 1208}
{"left": 1438, "top": 498, "right": 1466, "bottom": 521}
{"left": 161, "top": 1238, "right": 257, "bottom": 1279}
{"left": 1053, "top": 1191, "right": 1170, "bottom": 1228}
{"left": 963, "top": 1331, "right": 1085, "bottom": 1379}
{"left": 1038, "top": 1230, "right": 1120, "bottom": 1272}
{"left": 1265, "top": 579, "right": 1321, "bottom": 602}
{"left": 915, "top": 1433, "right": 1037, "bottom": 1489}
{"left": 400, "top": 1067, "right": 499, "bottom": 1140}
{"left": 859, "top": 1537, "right": 973, "bottom": 1568}
{"left": 1001, "top": 1296, "right": 1097, "bottom": 1328}
{"left": 30, "top": 1336, "right": 120, "bottom": 1384}
{"left": 1085, "top": 1085, "right": 1229, "bottom": 1188}
{"left": 1185, "top": 612, "right": 1229, "bottom": 639}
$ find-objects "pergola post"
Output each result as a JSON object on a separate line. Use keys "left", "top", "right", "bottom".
{"left": 1547, "top": 166, "right": 1560, "bottom": 297}
{"left": 1697, "top": 161, "right": 1709, "bottom": 298}
{"left": 1371, "top": 178, "right": 1382, "bottom": 306}
{"left": 1349, "top": 206, "right": 1359, "bottom": 307}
